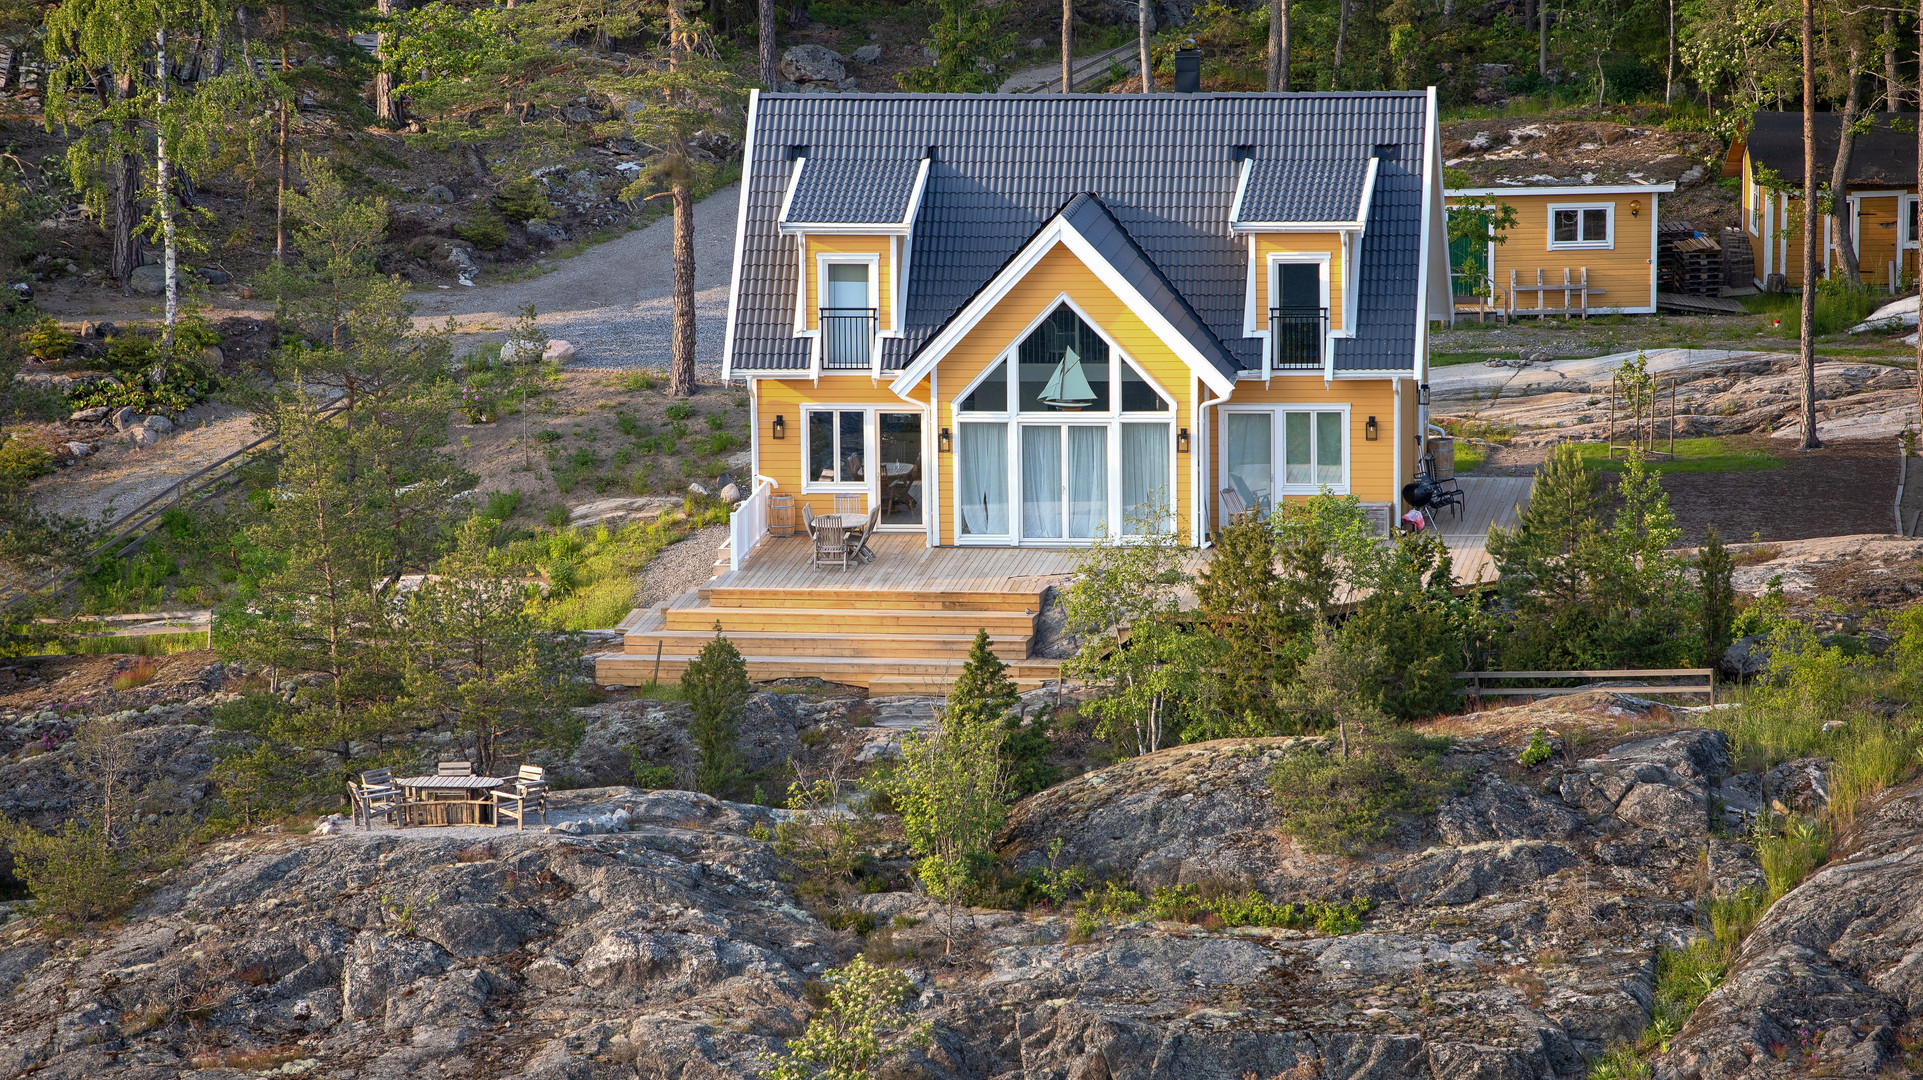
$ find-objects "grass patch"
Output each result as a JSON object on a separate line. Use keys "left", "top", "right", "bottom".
{"left": 506, "top": 505, "right": 729, "bottom": 631}
{"left": 1267, "top": 725, "right": 1468, "bottom": 855}
{"left": 1741, "top": 287, "right": 1883, "bottom": 337}
{"left": 1454, "top": 442, "right": 1486, "bottom": 473}
{"left": 1573, "top": 438, "right": 1783, "bottom": 475}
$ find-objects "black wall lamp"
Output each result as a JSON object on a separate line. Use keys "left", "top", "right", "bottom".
{"left": 1177, "top": 428, "right": 1191, "bottom": 453}
{"left": 1417, "top": 383, "right": 1431, "bottom": 406}
{"left": 1365, "top": 415, "right": 1379, "bottom": 441}
{"left": 939, "top": 427, "right": 953, "bottom": 453}
{"left": 771, "top": 414, "right": 785, "bottom": 439}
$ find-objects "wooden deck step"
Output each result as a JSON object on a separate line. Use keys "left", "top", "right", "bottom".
{"left": 661, "top": 602, "right": 1038, "bottom": 636}
{"left": 622, "top": 628, "right": 1031, "bottom": 661}
{"left": 699, "top": 586, "right": 1045, "bottom": 613}
{"left": 594, "top": 652, "right": 1062, "bottom": 690}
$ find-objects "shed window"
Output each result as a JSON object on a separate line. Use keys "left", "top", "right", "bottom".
{"left": 1549, "top": 205, "right": 1613, "bottom": 249}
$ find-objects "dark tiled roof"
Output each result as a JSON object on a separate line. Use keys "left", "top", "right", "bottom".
{"left": 1240, "top": 160, "right": 1370, "bottom": 222}
{"left": 729, "top": 92, "right": 1430, "bottom": 375}
{"left": 1745, "top": 112, "right": 1918, "bottom": 187}
{"left": 785, "top": 158, "right": 921, "bottom": 224}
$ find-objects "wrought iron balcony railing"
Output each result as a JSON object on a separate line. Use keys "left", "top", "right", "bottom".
{"left": 819, "top": 308, "right": 878, "bottom": 370}
{"left": 1268, "top": 306, "right": 1329, "bottom": 370}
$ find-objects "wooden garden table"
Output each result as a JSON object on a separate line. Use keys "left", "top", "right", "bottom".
{"left": 391, "top": 775, "right": 505, "bottom": 826}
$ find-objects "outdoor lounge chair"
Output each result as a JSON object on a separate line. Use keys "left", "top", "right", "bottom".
{"left": 490, "top": 765, "right": 549, "bottom": 830}
{"left": 813, "top": 519, "right": 853, "bottom": 571}
{"left": 348, "top": 781, "right": 401, "bottom": 830}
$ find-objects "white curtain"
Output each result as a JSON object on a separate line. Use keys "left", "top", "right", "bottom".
{"left": 1224, "top": 412, "right": 1272, "bottom": 515}
{"left": 1121, "top": 422, "right": 1170, "bottom": 534}
{"left": 1284, "top": 411, "right": 1312, "bottom": 486}
{"left": 1022, "top": 426, "right": 1063, "bottom": 539}
{"left": 1067, "top": 426, "right": 1106, "bottom": 538}
{"left": 1315, "top": 412, "right": 1344, "bottom": 487}
{"left": 958, "top": 423, "right": 1007, "bottom": 536}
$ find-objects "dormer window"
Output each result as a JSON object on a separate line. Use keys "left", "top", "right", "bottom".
{"left": 819, "top": 259, "right": 877, "bottom": 370}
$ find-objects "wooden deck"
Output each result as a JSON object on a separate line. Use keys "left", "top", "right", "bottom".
{"left": 594, "top": 480, "right": 1531, "bottom": 690}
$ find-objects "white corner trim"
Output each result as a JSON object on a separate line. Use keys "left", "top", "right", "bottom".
{"left": 1415, "top": 85, "right": 1442, "bottom": 365}
{"left": 720, "top": 89, "right": 761, "bottom": 381}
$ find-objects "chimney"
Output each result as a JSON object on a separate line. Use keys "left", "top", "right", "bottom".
{"left": 1173, "top": 49, "right": 1201, "bottom": 93}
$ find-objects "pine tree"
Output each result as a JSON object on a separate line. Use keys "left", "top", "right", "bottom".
{"left": 947, "top": 629, "right": 1056, "bottom": 797}
{"left": 684, "top": 629, "right": 750, "bottom": 795}
{"left": 896, "top": 0, "right": 1014, "bottom": 92}
{"left": 1193, "top": 515, "right": 1295, "bottom": 735}
{"left": 1699, "top": 524, "right": 1736, "bottom": 668}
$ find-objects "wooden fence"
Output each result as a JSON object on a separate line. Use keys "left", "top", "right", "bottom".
{"left": 1454, "top": 668, "right": 1717, "bottom": 705}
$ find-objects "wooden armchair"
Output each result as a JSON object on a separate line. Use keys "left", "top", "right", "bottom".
{"left": 812, "top": 518, "right": 853, "bottom": 570}
{"left": 853, "top": 504, "right": 881, "bottom": 562}
{"left": 802, "top": 502, "right": 819, "bottom": 540}
{"left": 348, "top": 781, "right": 400, "bottom": 830}
{"left": 490, "top": 765, "right": 549, "bottom": 830}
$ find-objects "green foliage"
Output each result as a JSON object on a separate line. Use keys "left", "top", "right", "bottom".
{"left": 27, "top": 318, "right": 73, "bottom": 361}
{"left": 210, "top": 741, "right": 307, "bottom": 826}
{"left": 684, "top": 631, "right": 750, "bottom": 795}
{"left": 456, "top": 205, "right": 508, "bottom": 251}
{"left": 945, "top": 628, "right": 1058, "bottom": 797}
{"left": 1519, "top": 730, "right": 1553, "bottom": 767}
{"left": 773, "top": 777, "right": 867, "bottom": 888}
{"left": 1756, "top": 815, "right": 1828, "bottom": 901}
{"left": 491, "top": 177, "right": 550, "bottom": 224}
{"left": 1193, "top": 515, "right": 1299, "bottom": 734}
{"left": 1730, "top": 575, "right": 1789, "bottom": 641}
{"left": 896, "top": 0, "right": 1016, "bottom": 92}
{"left": 760, "top": 955, "right": 931, "bottom": 1080}
{"left": 1025, "top": 838, "right": 1088, "bottom": 905}
{"left": 68, "top": 332, "right": 217, "bottom": 413}
{"left": 1143, "top": 883, "right": 1376, "bottom": 933}
{"left": 1698, "top": 525, "right": 1736, "bottom": 667}
{"left": 0, "top": 817, "right": 141, "bottom": 925}
{"left": 0, "top": 435, "right": 52, "bottom": 487}
{"left": 627, "top": 752, "right": 677, "bottom": 789}
{"left": 1488, "top": 446, "right": 1700, "bottom": 670}
{"left": 886, "top": 692, "right": 1007, "bottom": 910}
{"left": 1268, "top": 722, "right": 1465, "bottom": 855}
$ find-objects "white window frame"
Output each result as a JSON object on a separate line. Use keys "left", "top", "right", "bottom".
{"left": 1546, "top": 203, "right": 1615, "bottom": 251}
{"left": 1261, "top": 252, "right": 1334, "bottom": 374}
{"left": 1218, "top": 404, "right": 1352, "bottom": 511}
{"left": 813, "top": 253, "right": 881, "bottom": 372}
{"left": 949, "top": 297, "right": 1179, "bottom": 546}
{"left": 1748, "top": 178, "right": 1762, "bottom": 235}
{"left": 801, "top": 406, "right": 872, "bottom": 494}
{"left": 1902, "top": 195, "right": 1920, "bottom": 250}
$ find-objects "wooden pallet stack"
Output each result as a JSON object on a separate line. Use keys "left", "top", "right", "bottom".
{"left": 1662, "top": 231, "right": 1725, "bottom": 297}
{"left": 1720, "top": 228, "right": 1754, "bottom": 289}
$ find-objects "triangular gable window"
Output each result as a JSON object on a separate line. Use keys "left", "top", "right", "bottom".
{"left": 1119, "top": 358, "right": 1169, "bottom": 412}
{"left": 959, "top": 359, "right": 1008, "bottom": 412}
{"left": 1018, "top": 307, "right": 1109, "bottom": 412}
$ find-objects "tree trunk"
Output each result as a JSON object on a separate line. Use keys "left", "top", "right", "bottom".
{"left": 277, "top": 16, "right": 289, "bottom": 264}
{"left": 1137, "top": 0, "right": 1151, "bottom": 93}
{"left": 1916, "top": 0, "right": 1922, "bottom": 435}
{"left": 760, "top": 0, "right": 777, "bottom": 86}
{"left": 1798, "top": 0, "right": 1820, "bottom": 451}
{"left": 1886, "top": 10, "right": 1900, "bottom": 109}
{"left": 1664, "top": 0, "right": 1674, "bottom": 103}
{"left": 1267, "top": 0, "right": 1289, "bottom": 91}
{"left": 156, "top": 26, "right": 177, "bottom": 348}
{"left": 1538, "top": 0, "right": 1548, "bottom": 78}
{"left": 1062, "top": 0, "right": 1072, "bottom": 92}
{"left": 1333, "top": 0, "right": 1349, "bottom": 85}
{"left": 1830, "top": 50, "right": 1864, "bottom": 288}
{"left": 789, "top": 0, "right": 807, "bottom": 29}
{"left": 668, "top": 166, "right": 697, "bottom": 397}
{"left": 112, "top": 73, "right": 139, "bottom": 293}
{"left": 375, "top": 0, "right": 398, "bottom": 123}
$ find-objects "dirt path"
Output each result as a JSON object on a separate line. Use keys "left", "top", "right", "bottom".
{"left": 32, "top": 403, "right": 258, "bottom": 527}
{"left": 996, "top": 44, "right": 1137, "bottom": 93}
{"left": 408, "top": 184, "right": 741, "bottom": 376}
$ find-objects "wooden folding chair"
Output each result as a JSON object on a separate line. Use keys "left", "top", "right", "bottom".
{"left": 813, "top": 519, "right": 852, "bottom": 570}
{"left": 490, "top": 765, "right": 549, "bottom": 830}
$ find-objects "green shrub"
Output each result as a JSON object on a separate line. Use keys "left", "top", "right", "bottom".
{"left": 1142, "top": 883, "right": 1374, "bottom": 932}
{"left": 542, "top": 505, "right": 568, "bottom": 528}
{"left": 1268, "top": 724, "right": 1466, "bottom": 854}
{"left": 0, "top": 818, "right": 141, "bottom": 925}
{"left": 1757, "top": 815, "right": 1828, "bottom": 900}
{"left": 481, "top": 489, "right": 523, "bottom": 522}
{"left": 0, "top": 436, "right": 53, "bottom": 488}
{"left": 492, "top": 177, "right": 550, "bottom": 224}
{"left": 27, "top": 318, "right": 73, "bottom": 360}
{"left": 456, "top": 206, "right": 508, "bottom": 250}
{"left": 1519, "top": 730, "right": 1553, "bottom": 767}
{"left": 684, "top": 631, "right": 750, "bottom": 794}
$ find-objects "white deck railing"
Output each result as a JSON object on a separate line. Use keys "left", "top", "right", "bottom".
{"left": 728, "top": 478, "right": 776, "bottom": 571}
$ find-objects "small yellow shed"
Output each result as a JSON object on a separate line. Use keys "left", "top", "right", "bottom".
{"left": 1446, "top": 183, "right": 1674, "bottom": 316}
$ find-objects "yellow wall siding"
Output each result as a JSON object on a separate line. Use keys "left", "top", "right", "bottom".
{"left": 1856, "top": 197, "right": 1905, "bottom": 288}
{"left": 802, "top": 235, "right": 894, "bottom": 330}
{"left": 1253, "top": 234, "right": 1346, "bottom": 331}
{"left": 753, "top": 376, "right": 921, "bottom": 518}
{"left": 932, "top": 243, "right": 1195, "bottom": 546}
{"left": 1203, "top": 377, "right": 1401, "bottom": 533}
{"left": 1452, "top": 192, "right": 1657, "bottom": 311}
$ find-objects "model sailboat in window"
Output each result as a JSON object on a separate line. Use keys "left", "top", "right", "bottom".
{"left": 1038, "top": 345, "right": 1097, "bottom": 410}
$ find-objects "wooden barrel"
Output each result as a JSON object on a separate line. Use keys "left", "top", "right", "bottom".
{"left": 768, "top": 492, "right": 795, "bottom": 536}
{"left": 1428, "top": 436, "right": 1455, "bottom": 476}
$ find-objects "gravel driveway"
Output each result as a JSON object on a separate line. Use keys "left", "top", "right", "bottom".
{"left": 410, "top": 184, "right": 741, "bottom": 377}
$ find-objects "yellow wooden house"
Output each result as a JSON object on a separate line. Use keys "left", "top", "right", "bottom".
{"left": 1726, "top": 112, "right": 1919, "bottom": 292}
{"left": 598, "top": 90, "right": 1453, "bottom": 690}
{"left": 1445, "top": 183, "right": 1672, "bottom": 316}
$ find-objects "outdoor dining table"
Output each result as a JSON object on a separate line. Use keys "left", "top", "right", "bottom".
{"left": 821, "top": 513, "right": 877, "bottom": 562}
{"left": 392, "top": 774, "right": 506, "bottom": 826}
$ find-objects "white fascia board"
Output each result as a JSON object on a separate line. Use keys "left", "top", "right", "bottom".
{"left": 1448, "top": 183, "right": 1678, "bottom": 197}
{"left": 900, "top": 157, "right": 931, "bottom": 228}
{"left": 720, "top": 89, "right": 762, "bottom": 382}
{"left": 1226, "top": 157, "right": 1253, "bottom": 232}
{"left": 1417, "top": 86, "right": 1450, "bottom": 348}
{"left": 775, "top": 151, "right": 804, "bottom": 225}
{"left": 778, "top": 221, "right": 915, "bottom": 236}
{"left": 889, "top": 217, "right": 1238, "bottom": 399}
{"left": 1231, "top": 220, "right": 1364, "bottom": 234}
{"left": 1353, "top": 156, "right": 1381, "bottom": 237}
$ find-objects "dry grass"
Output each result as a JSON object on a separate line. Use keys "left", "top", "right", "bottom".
{"left": 111, "top": 656, "right": 158, "bottom": 690}
{"left": 189, "top": 1045, "right": 302, "bottom": 1071}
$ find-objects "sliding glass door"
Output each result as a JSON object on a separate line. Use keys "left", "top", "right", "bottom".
{"left": 1020, "top": 425, "right": 1106, "bottom": 541}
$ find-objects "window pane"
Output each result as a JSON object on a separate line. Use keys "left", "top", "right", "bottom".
{"left": 1119, "top": 360, "right": 1169, "bottom": 412}
{"left": 1224, "top": 413, "right": 1272, "bottom": 516}
{"left": 826, "top": 263, "right": 869, "bottom": 308}
{"left": 1553, "top": 209, "right": 1578, "bottom": 243}
{"left": 1276, "top": 262, "right": 1320, "bottom": 310}
{"left": 1283, "top": 412, "right": 1312, "bottom": 485}
{"left": 879, "top": 413, "right": 922, "bottom": 526}
{"left": 1582, "top": 208, "right": 1608, "bottom": 242}
{"left": 960, "top": 359, "right": 1008, "bottom": 412}
{"left": 1021, "top": 426, "right": 1063, "bottom": 539}
{"left": 1018, "top": 306, "right": 1109, "bottom": 412}
{"left": 1120, "top": 423, "right": 1170, "bottom": 534}
{"left": 838, "top": 411, "right": 865, "bottom": 482}
{"left": 957, "top": 424, "right": 1008, "bottom": 536}
{"left": 809, "top": 411, "right": 835, "bottom": 482}
{"left": 1315, "top": 412, "right": 1343, "bottom": 487}
{"left": 1067, "top": 426, "right": 1107, "bottom": 539}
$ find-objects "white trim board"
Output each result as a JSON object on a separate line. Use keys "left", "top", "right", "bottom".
{"left": 1448, "top": 183, "right": 1677, "bottom": 197}
{"left": 719, "top": 88, "right": 761, "bottom": 381}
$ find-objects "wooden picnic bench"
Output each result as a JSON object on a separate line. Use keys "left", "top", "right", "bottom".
{"left": 1455, "top": 668, "right": 1716, "bottom": 704}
